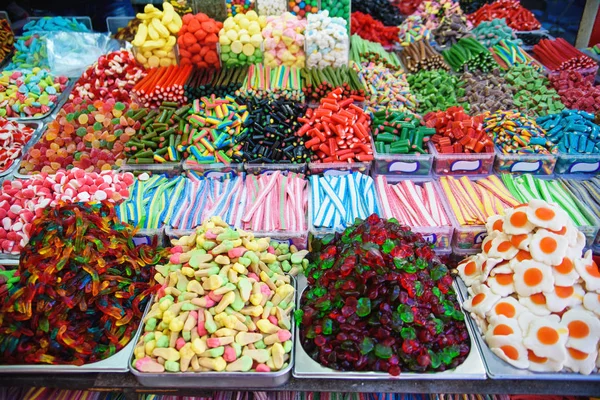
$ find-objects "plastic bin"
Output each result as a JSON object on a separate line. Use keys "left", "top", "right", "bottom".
{"left": 183, "top": 160, "right": 244, "bottom": 179}
{"left": 377, "top": 176, "right": 454, "bottom": 251}
{"left": 493, "top": 146, "right": 557, "bottom": 175}
{"left": 308, "top": 161, "right": 371, "bottom": 176}
{"left": 106, "top": 16, "right": 134, "bottom": 35}
{"left": 371, "top": 134, "right": 433, "bottom": 176}
{"left": 25, "top": 16, "right": 93, "bottom": 31}
{"left": 120, "top": 160, "right": 182, "bottom": 176}
{"left": 434, "top": 179, "right": 487, "bottom": 251}
{"left": 244, "top": 162, "right": 307, "bottom": 175}
{"left": 430, "top": 142, "right": 495, "bottom": 176}
{"left": 555, "top": 151, "right": 600, "bottom": 175}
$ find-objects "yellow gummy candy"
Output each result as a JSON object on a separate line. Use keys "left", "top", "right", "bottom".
{"left": 231, "top": 41, "right": 243, "bottom": 54}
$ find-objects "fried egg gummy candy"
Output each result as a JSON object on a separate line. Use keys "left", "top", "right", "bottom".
{"left": 459, "top": 199, "right": 600, "bottom": 375}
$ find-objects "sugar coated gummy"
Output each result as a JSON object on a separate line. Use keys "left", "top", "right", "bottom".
{"left": 20, "top": 100, "right": 141, "bottom": 175}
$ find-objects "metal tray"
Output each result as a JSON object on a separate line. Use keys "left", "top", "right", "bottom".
{"left": 0, "top": 297, "right": 151, "bottom": 373}
{"left": 7, "top": 77, "right": 74, "bottom": 122}
{"left": 0, "top": 120, "right": 44, "bottom": 179}
{"left": 455, "top": 278, "right": 600, "bottom": 381}
{"left": 129, "top": 277, "right": 296, "bottom": 388}
{"left": 293, "top": 276, "right": 487, "bottom": 380}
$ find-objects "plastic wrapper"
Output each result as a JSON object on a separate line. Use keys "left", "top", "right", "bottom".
{"left": 46, "top": 32, "right": 123, "bottom": 78}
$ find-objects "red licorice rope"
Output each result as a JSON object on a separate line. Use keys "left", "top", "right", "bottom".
{"left": 132, "top": 65, "right": 193, "bottom": 108}
{"left": 533, "top": 38, "right": 597, "bottom": 71}
{"left": 468, "top": 0, "right": 541, "bottom": 31}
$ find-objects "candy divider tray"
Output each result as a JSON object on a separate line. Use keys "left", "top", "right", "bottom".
{"left": 293, "top": 276, "right": 486, "bottom": 380}
{"left": 455, "top": 278, "right": 600, "bottom": 381}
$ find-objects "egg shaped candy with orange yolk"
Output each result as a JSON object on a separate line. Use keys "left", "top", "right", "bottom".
{"left": 486, "top": 214, "right": 505, "bottom": 234}
{"left": 561, "top": 309, "right": 600, "bottom": 353}
{"left": 457, "top": 255, "right": 484, "bottom": 286}
{"left": 485, "top": 315, "right": 523, "bottom": 342}
{"left": 503, "top": 207, "right": 535, "bottom": 235}
{"left": 486, "top": 295, "right": 528, "bottom": 320}
{"left": 523, "top": 315, "right": 568, "bottom": 361}
{"left": 481, "top": 231, "right": 499, "bottom": 256}
{"left": 481, "top": 257, "right": 506, "bottom": 282}
{"left": 487, "top": 272, "right": 516, "bottom": 297}
{"left": 575, "top": 253, "right": 600, "bottom": 292}
{"left": 509, "top": 233, "right": 532, "bottom": 251}
{"left": 583, "top": 292, "right": 600, "bottom": 317}
{"left": 463, "top": 284, "right": 501, "bottom": 320}
{"left": 490, "top": 260, "right": 513, "bottom": 276}
{"left": 552, "top": 256, "right": 580, "bottom": 287}
{"left": 564, "top": 347, "right": 598, "bottom": 375}
{"left": 526, "top": 199, "right": 568, "bottom": 231}
{"left": 527, "top": 349, "right": 565, "bottom": 372}
{"left": 487, "top": 233, "right": 519, "bottom": 260}
{"left": 487, "top": 335, "right": 530, "bottom": 369}
{"left": 530, "top": 229, "right": 568, "bottom": 267}
{"left": 566, "top": 231, "right": 586, "bottom": 257}
{"left": 513, "top": 259, "right": 554, "bottom": 297}
{"left": 519, "top": 292, "right": 552, "bottom": 316}
{"left": 543, "top": 284, "right": 584, "bottom": 313}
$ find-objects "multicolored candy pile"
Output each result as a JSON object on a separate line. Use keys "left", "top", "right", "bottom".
{"left": 0, "top": 68, "right": 69, "bottom": 118}
{"left": 20, "top": 101, "right": 139, "bottom": 175}
{"left": 0, "top": 202, "right": 162, "bottom": 365}
{"left": 133, "top": 216, "right": 303, "bottom": 373}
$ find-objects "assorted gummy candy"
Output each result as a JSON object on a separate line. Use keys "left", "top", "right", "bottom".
{"left": 297, "top": 214, "right": 470, "bottom": 375}
{"left": 20, "top": 100, "right": 140, "bottom": 175}
{"left": 0, "top": 202, "right": 163, "bottom": 365}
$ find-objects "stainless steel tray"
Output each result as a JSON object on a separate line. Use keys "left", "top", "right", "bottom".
{"left": 0, "top": 297, "right": 151, "bottom": 373}
{"left": 293, "top": 275, "right": 486, "bottom": 380}
{"left": 0, "top": 120, "right": 44, "bottom": 180}
{"left": 129, "top": 277, "right": 296, "bottom": 388}
{"left": 455, "top": 278, "right": 600, "bottom": 381}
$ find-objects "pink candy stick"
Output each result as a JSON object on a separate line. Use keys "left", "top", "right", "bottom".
{"left": 376, "top": 176, "right": 393, "bottom": 219}
{"left": 242, "top": 171, "right": 280, "bottom": 224}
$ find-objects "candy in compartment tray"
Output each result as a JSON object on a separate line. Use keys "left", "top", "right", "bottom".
{"left": 455, "top": 281, "right": 600, "bottom": 381}
{"left": 293, "top": 277, "right": 486, "bottom": 380}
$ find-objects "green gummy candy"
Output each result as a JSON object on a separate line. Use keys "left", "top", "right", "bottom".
{"left": 165, "top": 361, "right": 180, "bottom": 372}
{"left": 156, "top": 335, "right": 169, "bottom": 348}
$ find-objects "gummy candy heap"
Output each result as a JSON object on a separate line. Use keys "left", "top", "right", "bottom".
{"left": 298, "top": 215, "right": 470, "bottom": 375}
{"left": 0, "top": 202, "right": 163, "bottom": 365}
{"left": 20, "top": 100, "right": 141, "bottom": 175}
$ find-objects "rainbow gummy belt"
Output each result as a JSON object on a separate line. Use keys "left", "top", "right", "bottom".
{"left": 0, "top": 202, "right": 163, "bottom": 365}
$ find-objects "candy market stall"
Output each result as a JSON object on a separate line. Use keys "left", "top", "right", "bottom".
{"left": 0, "top": 1, "right": 599, "bottom": 398}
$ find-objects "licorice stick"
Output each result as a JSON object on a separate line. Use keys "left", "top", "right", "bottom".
{"left": 533, "top": 38, "right": 597, "bottom": 72}
{"left": 300, "top": 66, "right": 365, "bottom": 102}
{"left": 400, "top": 40, "right": 450, "bottom": 73}
{"left": 375, "top": 175, "right": 450, "bottom": 228}
{"left": 233, "top": 97, "right": 309, "bottom": 163}
{"left": 125, "top": 102, "right": 192, "bottom": 164}
{"left": 242, "top": 171, "right": 307, "bottom": 232}
{"left": 236, "top": 64, "right": 305, "bottom": 102}
{"left": 442, "top": 37, "right": 498, "bottom": 72}
{"left": 132, "top": 65, "right": 193, "bottom": 108}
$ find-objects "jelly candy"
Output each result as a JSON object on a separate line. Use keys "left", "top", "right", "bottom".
{"left": 299, "top": 215, "right": 470, "bottom": 375}
{"left": 0, "top": 201, "right": 164, "bottom": 365}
